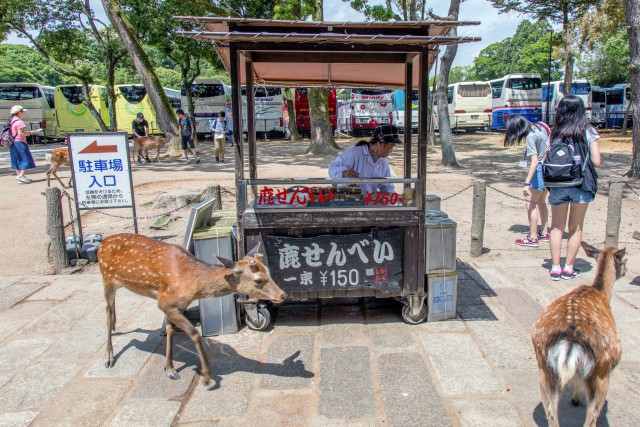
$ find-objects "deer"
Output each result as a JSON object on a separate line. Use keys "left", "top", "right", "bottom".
{"left": 97, "top": 233, "right": 286, "bottom": 385}
{"left": 531, "top": 242, "right": 627, "bottom": 427}
{"left": 45, "top": 147, "right": 72, "bottom": 188}
{"left": 131, "top": 132, "right": 177, "bottom": 163}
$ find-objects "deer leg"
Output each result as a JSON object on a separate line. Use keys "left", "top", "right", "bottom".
{"left": 53, "top": 171, "right": 66, "bottom": 188}
{"left": 155, "top": 147, "right": 161, "bottom": 163}
{"left": 46, "top": 166, "right": 53, "bottom": 187}
{"left": 164, "top": 320, "right": 179, "bottom": 380}
{"left": 539, "top": 367, "right": 560, "bottom": 427}
{"left": 164, "top": 308, "right": 211, "bottom": 385}
{"left": 104, "top": 287, "right": 117, "bottom": 368}
{"left": 584, "top": 375, "right": 609, "bottom": 427}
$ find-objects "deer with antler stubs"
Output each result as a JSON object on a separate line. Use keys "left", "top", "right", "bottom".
{"left": 98, "top": 233, "right": 286, "bottom": 385}
{"left": 45, "top": 147, "right": 72, "bottom": 188}
{"left": 132, "top": 132, "right": 177, "bottom": 163}
{"left": 531, "top": 242, "right": 627, "bottom": 427}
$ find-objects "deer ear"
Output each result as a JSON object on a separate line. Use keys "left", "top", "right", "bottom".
{"left": 246, "top": 242, "right": 261, "bottom": 258}
{"left": 581, "top": 242, "right": 599, "bottom": 259}
{"left": 216, "top": 256, "right": 236, "bottom": 270}
{"left": 614, "top": 247, "right": 626, "bottom": 263}
{"left": 253, "top": 252, "right": 264, "bottom": 262}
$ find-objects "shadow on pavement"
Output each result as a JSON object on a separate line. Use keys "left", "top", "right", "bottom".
{"left": 533, "top": 398, "right": 609, "bottom": 427}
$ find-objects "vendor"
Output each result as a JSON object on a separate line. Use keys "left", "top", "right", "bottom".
{"left": 328, "top": 124, "right": 401, "bottom": 194}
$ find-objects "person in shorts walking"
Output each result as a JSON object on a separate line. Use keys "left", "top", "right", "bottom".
{"left": 176, "top": 109, "right": 199, "bottom": 164}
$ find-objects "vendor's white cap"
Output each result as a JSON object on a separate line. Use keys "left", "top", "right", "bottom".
{"left": 10, "top": 105, "right": 26, "bottom": 115}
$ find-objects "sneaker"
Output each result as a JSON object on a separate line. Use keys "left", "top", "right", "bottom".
{"left": 561, "top": 268, "right": 581, "bottom": 280}
{"left": 537, "top": 231, "right": 550, "bottom": 242}
{"left": 550, "top": 269, "right": 562, "bottom": 281}
{"left": 145, "top": 158, "right": 151, "bottom": 163}
{"left": 16, "top": 176, "right": 30, "bottom": 183}
{"left": 137, "top": 159, "right": 142, "bottom": 164}
{"left": 195, "top": 158, "right": 200, "bottom": 164}
{"left": 515, "top": 235, "right": 539, "bottom": 247}
{"left": 220, "top": 159, "right": 225, "bottom": 164}
{"left": 184, "top": 158, "right": 191, "bottom": 163}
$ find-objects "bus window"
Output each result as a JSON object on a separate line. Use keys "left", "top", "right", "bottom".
{"left": 559, "top": 82, "right": 591, "bottom": 95}
{"left": 99, "top": 87, "right": 110, "bottom": 108}
{"left": 490, "top": 81, "right": 504, "bottom": 99}
{"left": 61, "top": 86, "right": 84, "bottom": 105}
{"left": 592, "top": 91, "right": 606, "bottom": 104}
{"left": 42, "top": 87, "right": 55, "bottom": 108}
{"left": 458, "top": 84, "right": 490, "bottom": 98}
{"left": 606, "top": 90, "right": 623, "bottom": 105}
{"left": 506, "top": 78, "right": 542, "bottom": 90}
{"left": 255, "top": 87, "right": 281, "bottom": 97}
{"left": 0, "top": 85, "right": 41, "bottom": 101}
{"left": 119, "top": 86, "right": 147, "bottom": 104}
{"left": 542, "top": 85, "right": 553, "bottom": 102}
{"left": 447, "top": 87, "right": 453, "bottom": 104}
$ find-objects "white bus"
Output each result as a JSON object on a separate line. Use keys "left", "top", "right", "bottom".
{"left": 487, "top": 73, "right": 542, "bottom": 129}
{"left": 337, "top": 88, "right": 395, "bottom": 135}
{"left": 542, "top": 79, "right": 593, "bottom": 125}
{"left": 241, "top": 86, "right": 286, "bottom": 137}
{"left": 591, "top": 86, "right": 607, "bottom": 128}
{"left": 0, "top": 82, "right": 59, "bottom": 141}
{"left": 180, "top": 78, "right": 229, "bottom": 135}
{"left": 605, "top": 84, "right": 632, "bottom": 128}
{"left": 392, "top": 89, "right": 419, "bottom": 133}
{"left": 434, "top": 82, "right": 492, "bottom": 131}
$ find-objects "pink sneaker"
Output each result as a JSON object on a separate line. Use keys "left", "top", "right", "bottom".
{"left": 515, "top": 235, "right": 539, "bottom": 247}
{"left": 537, "top": 231, "right": 550, "bottom": 242}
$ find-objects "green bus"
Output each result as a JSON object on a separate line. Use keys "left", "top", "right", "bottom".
{"left": 115, "top": 84, "right": 181, "bottom": 135}
{"left": 55, "top": 85, "right": 110, "bottom": 133}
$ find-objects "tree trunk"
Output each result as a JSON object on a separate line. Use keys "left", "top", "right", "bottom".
{"left": 105, "top": 56, "right": 118, "bottom": 132}
{"left": 625, "top": 0, "right": 640, "bottom": 177}
{"left": 622, "top": 98, "right": 631, "bottom": 135}
{"left": 101, "top": 0, "right": 178, "bottom": 134}
{"left": 436, "top": 0, "right": 461, "bottom": 167}
{"left": 80, "top": 81, "right": 109, "bottom": 132}
{"left": 306, "top": 88, "right": 339, "bottom": 155}
{"left": 562, "top": 10, "right": 574, "bottom": 96}
{"left": 286, "top": 98, "right": 301, "bottom": 140}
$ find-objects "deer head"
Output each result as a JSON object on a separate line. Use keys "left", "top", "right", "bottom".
{"left": 581, "top": 242, "right": 627, "bottom": 280}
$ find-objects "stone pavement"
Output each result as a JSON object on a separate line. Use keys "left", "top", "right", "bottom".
{"left": 0, "top": 253, "right": 639, "bottom": 427}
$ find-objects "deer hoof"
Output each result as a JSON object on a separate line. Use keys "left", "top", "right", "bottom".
{"left": 167, "top": 370, "right": 180, "bottom": 381}
{"left": 105, "top": 359, "right": 114, "bottom": 368}
{"left": 201, "top": 376, "right": 210, "bottom": 386}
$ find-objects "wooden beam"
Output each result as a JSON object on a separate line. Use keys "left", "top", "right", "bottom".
{"left": 250, "top": 52, "right": 407, "bottom": 64}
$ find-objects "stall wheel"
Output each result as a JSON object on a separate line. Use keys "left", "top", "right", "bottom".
{"left": 245, "top": 305, "right": 271, "bottom": 331}
{"left": 401, "top": 303, "right": 427, "bottom": 325}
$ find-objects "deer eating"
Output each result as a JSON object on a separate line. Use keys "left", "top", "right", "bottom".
{"left": 98, "top": 233, "right": 286, "bottom": 385}
{"left": 531, "top": 242, "right": 627, "bottom": 427}
{"left": 132, "top": 132, "right": 176, "bottom": 163}
{"left": 45, "top": 147, "right": 72, "bottom": 188}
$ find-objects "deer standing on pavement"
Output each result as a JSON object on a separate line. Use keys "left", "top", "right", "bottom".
{"left": 132, "top": 132, "right": 177, "bottom": 163}
{"left": 98, "top": 233, "right": 286, "bottom": 385}
{"left": 45, "top": 147, "right": 72, "bottom": 188}
{"left": 531, "top": 242, "right": 627, "bottom": 427}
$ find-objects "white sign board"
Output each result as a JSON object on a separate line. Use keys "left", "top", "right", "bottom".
{"left": 69, "top": 133, "right": 134, "bottom": 210}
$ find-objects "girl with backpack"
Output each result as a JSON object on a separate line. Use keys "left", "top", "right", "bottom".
{"left": 545, "top": 95, "right": 601, "bottom": 281}
{"left": 504, "top": 115, "right": 551, "bottom": 248}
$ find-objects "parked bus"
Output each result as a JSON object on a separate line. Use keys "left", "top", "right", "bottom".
{"left": 181, "top": 78, "right": 229, "bottom": 135}
{"left": 605, "top": 84, "right": 632, "bottom": 128}
{"left": 241, "top": 86, "right": 286, "bottom": 137}
{"left": 0, "top": 82, "right": 58, "bottom": 141}
{"left": 294, "top": 88, "right": 337, "bottom": 136}
{"left": 115, "top": 85, "right": 181, "bottom": 135}
{"left": 393, "top": 89, "right": 419, "bottom": 133}
{"left": 541, "top": 79, "right": 593, "bottom": 125}
{"left": 337, "top": 88, "right": 395, "bottom": 135}
{"left": 434, "top": 82, "right": 492, "bottom": 132}
{"left": 591, "top": 86, "right": 607, "bottom": 128}
{"left": 487, "top": 73, "right": 542, "bottom": 129}
{"left": 55, "top": 85, "right": 110, "bottom": 133}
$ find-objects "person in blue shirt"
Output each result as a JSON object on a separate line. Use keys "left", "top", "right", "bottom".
{"left": 328, "top": 124, "right": 401, "bottom": 194}
{"left": 210, "top": 111, "right": 229, "bottom": 163}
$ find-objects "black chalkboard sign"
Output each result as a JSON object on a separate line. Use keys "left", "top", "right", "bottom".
{"left": 266, "top": 229, "right": 402, "bottom": 293}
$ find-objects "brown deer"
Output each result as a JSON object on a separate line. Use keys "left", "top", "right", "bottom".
{"left": 131, "top": 132, "right": 177, "bottom": 163}
{"left": 45, "top": 147, "right": 72, "bottom": 188}
{"left": 531, "top": 242, "right": 627, "bottom": 427}
{"left": 98, "top": 233, "right": 286, "bottom": 385}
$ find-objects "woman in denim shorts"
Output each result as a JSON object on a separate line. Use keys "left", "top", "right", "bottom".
{"left": 548, "top": 96, "right": 601, "bottom": 281}
{"left": 504, "top": 115, "right": 551, "bottom": 248}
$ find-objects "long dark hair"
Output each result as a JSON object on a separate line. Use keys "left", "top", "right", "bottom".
{"left": 551, "top": 95, "right": 590, "bottom": 142}
{"left": 503, "top": 114, "right": 531, "bottom": 147}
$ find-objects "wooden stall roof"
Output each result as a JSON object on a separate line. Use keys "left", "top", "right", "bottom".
{"left": 174, "top": 17, "right": 481, "bottom": 88}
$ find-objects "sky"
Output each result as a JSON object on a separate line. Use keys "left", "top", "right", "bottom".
{"left": 5, "top": 0, "right": 533, "bottom": 69}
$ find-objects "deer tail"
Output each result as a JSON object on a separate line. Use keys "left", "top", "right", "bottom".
{"left": 45, "top": 152, "right": 53, "bottom": 163}
{"left": 547, "top": 339, "right": 595, "bottom": 388}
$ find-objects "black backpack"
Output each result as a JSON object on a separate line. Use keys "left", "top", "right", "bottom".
{"left": 542, "top": 136, "right": 589, "bottom": 187}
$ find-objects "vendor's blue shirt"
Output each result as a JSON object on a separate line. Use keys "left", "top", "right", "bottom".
{"left": 328, "top": 145, "right": 394, "bottom": 194}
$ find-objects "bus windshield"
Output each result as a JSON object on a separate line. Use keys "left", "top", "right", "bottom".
{"left": 506, "top": 78, "right": 542, "bottom": 90}
{"left": 241, "top": 87, "right": 282, "bottom": 97}
{"left": 119, "top": 86, "right": 147, "bottom": 104}
{"left": 0, "top": 86, "right": 41, "bottom": 101}
{"left": 592, "top": 90, "right": 606, "bottom": 103}
{"left": 61, "top": 86, "right": 84, "bottom": 105}
{"left": 490, "top": 81, "right": 504, "bottom": 99}
{"left": 559, "top": 82, "right": 591, "bottom": 95}
{"left": 352, "top": 89, "right": 392, "bottom": 95}
{"left": 183, "top": 84, "right": 225, "bottom": 98}
{"left": 458, "top": 84, "right": 490, "bottom": 98}
{"left": 606, "top": 90, "right": 623, "bottom": 105}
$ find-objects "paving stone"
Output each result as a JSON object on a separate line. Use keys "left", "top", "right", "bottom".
{"left": 494, "top": 287, "right": 543, "bottom": 336}
{"left": 458, "top": 303, "right": 498, "bottom": 321}
{"left": 417, "top": 318, "right": 467, "bottom": 332}
{"left": 618, "top": 360, "right": 640, "bottom": 386}
{"left": 274, "top": 304, "right": 320, "bottom": 332}
{"left": 108, "top": 400, "right": 181, "bottom": 427}
{"left": 318, "top": 347, "right": 376, "bottom": 419}
{"left": 246, "top": 390, "right": 311, "bottom": 426}
{"left": 421, "top": 333, "right": 502, "bottom": 395}
{"left": 457, "top": 279, "right": 493, "bottom": 309}
{"left": 0, "top": 337, "right": 56, "bottom": 373}
{"left": 26, "top": 278, "right": 83, "bottom": 301}
{"left": 259, "top": 334, "right": 315, "bottom": 389}
{"left": 616, "top": 330, "right": 640, "bottom": 362}
{"left": 209, "top": 328, "right": 265, "bottom": 361}
{"left": 320, "top": 323, "right": 369, "bottom": 347}
{"left": 601, "top": 369, "right": 640, "bottom": 426}
{"left": 611, "top": 295, "right": 640, "bottom": 323}
{"left": 0, "top": 282, "right": 46, "bottom": 309}
{"left": 377, "top": 352, "right": 450, "bottom": 427}
{"left": 365, "top": 307, "right": 403, "bottom": 324}
{"left": 0, "top": 373, "right": 13, "bottom": 390}
{"left": 0, "top": 411, "right": 38, "bottom": 427}
{"left": 85, "top": 330, "right": 163, "bottom": 378}
{"left": 451, "top": 399, "right": 523, "bottom": 427}
{"left": 19, "top": 293, "right": 100, "bottom": 337}
{"left": 617, "top": 291, "right": 640, "bottom": 309}
{"left": 122, "top": 299, "right": 165, "bottom": 331}
{"left": 40, "top": 326, "right": 105, "bottom": 361}
{"left": 0, "top": 300, "right": 56, "bottom": 341}
{"left": 179, "top": 356, "right": 257, "bottom": 423}
{"left": 0, "top": 360, "right": 83, "bottom": 411}
{"left": 33, "top": 378, "right": 130, "bottom": 426}
{"left": 368, "top": 323, "right": 417, "bottom": 350}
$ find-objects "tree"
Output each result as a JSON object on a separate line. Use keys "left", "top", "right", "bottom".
{"left": 624, "top": 0, "right": 640, "bottom": 177}
{"left": 0, "top": 44, "right": 75, "bottom": 85}
{"left": 489, "top": 0, "right": 598, "bottom": 96}
{"left": 577, "top": 30, "right": 629, "bottom": 87}
{"left": 448, "top": 66, "right": 475, "bottom": 84}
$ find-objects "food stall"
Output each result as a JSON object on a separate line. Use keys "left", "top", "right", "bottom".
{"left": 176, "top": 17, "right": 479, "bottom": 328}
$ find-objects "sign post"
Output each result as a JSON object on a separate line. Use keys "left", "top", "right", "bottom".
{"left": 68, "top": 132, "right": 137, "bottom": 241}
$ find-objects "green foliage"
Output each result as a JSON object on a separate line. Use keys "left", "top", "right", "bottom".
{"left": 577, "top": 29, "right": 629, "bottom": 87}
{"left": 0, "top": 44, "right": 75, "bottom": 85}
{"left": 488, "top": 0, "right": 596, "bottom": 24}
{"left": 448, "top": 66, "right": 475, "bottom": 84}
{"left": 343, "top": 0, "right": 396, "bottom": 20}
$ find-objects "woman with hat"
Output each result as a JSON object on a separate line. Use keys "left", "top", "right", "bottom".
{"left": 328, "top": 124, "right": 401, "bottom": 194}
{"left": 7, "top": 105, "right": 37, "bottom": 184}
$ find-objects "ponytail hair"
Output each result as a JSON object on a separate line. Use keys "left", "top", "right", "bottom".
{"left": 503, "top": 114, "right": 531, "bottom": 147}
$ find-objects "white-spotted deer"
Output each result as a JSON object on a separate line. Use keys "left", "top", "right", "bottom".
{"left": 98, "top": 234, "right": 286, "bottom": 385}
{"left": 531, "top": 242, "right": 627, "bottom": 426}
{"left": 45, "top": 147, "right": 72, "bottom": 188}
{"left": 132, "top": 132, "right": 177, "bottom": 163}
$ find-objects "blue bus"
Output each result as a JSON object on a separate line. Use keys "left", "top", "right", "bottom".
{"left": 487, "top": 73, "right": 542, "bottom": 129}
{"left": 392, "top": 89, "right": 419, "bottom": 133}
{"left": 605, "top": 84, "right": 632, "bottom": 128}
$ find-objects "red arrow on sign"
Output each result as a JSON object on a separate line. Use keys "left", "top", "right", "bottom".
{"left": 78, "top": 140, "right": 118, "bottom": 154}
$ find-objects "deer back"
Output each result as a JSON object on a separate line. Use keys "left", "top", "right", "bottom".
{"left": 48, "top": 147, "right": 70, "bottom": 167}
